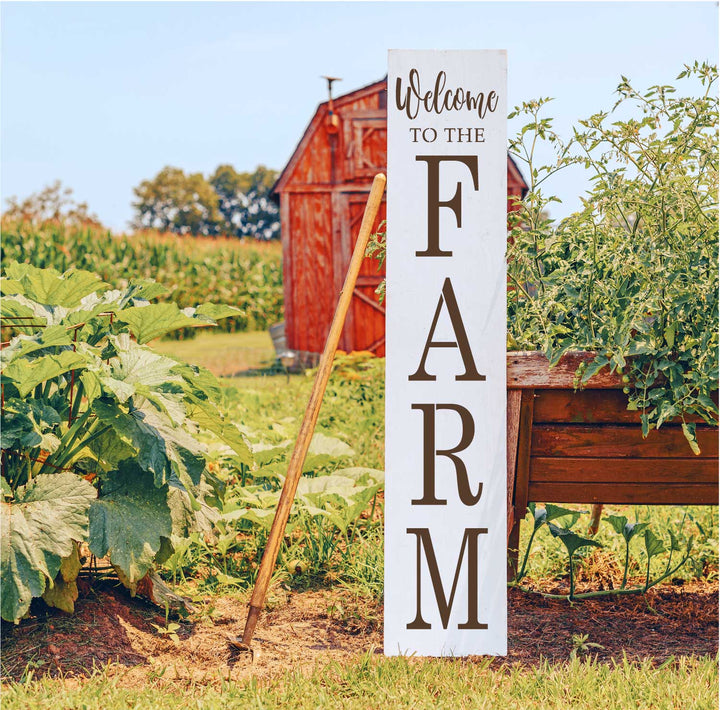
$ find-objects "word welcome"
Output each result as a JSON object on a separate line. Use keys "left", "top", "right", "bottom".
{"left": 395, "top": 68, "right": 500, "bottom": 120}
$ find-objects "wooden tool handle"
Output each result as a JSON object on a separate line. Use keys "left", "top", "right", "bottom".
{"left": 241, "top": 173, "right": 386, "bottom": 646}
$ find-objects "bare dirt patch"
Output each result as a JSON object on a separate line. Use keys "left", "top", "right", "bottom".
{"left": 1, "top": 579, "right": 716, "bottom": 687}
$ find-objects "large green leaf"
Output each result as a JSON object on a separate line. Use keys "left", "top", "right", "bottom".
{"left": 1, "top": 293, "right": 70, "bottom": 326}
{"left": 41, "top": 542, "right": 82, "bottom": 614}
{"left": 88, "top": 462, "right": 172, "bottom": 583}
{"left": 116, "top": 279, "right": 170, "bottom": 306}
{"left": 0, "top": 291, "right": 36, "bottom": 320}
{"left": 2, "top": 350, "right": 87, "bottom": 398}
{"left": 91, "top": 400, "right": 168, "bottom": 483}
{"left": 547, "top": 522, "right": 603, "bottom": 557}
{"left": 296, "top": 471, "right": 383, "bottom": 532}
{"left": 92, "top": 399, "right": 206, "bottom": 488}
{"left": 528, "top": 503, "right": 582, "bottom": 532}
{"left": 112, "top": 345, "right": 183, "bottom": 388}
{"left": 333, "top": 467, "right": 385, "bottom": 486}
{"left": 1, "top": 473, "right": 96, "bottom": 623}
{"left": 605, "top": 514, "right": 649, "bottom": 542}
{"left": 185, "top": 395, "right": 252, "bottom": 465}
{"left": 167, "top": 476, "right": 219, "bottom": 538}
{"left": 114, "top": 303, "right": 212, "bottom": 344}
{"left": 195, "top": 303, "right": 242, "bottom": 321}
{"left": 171, "top": 361, "right": 223, "bottom": 402}
{"left": 0, "top": 399, "right": 61, "bottom": 450}
{"left": 0, "top": 326, "right": 72, "bottom": 366}
{"left": 303, "top": 433, "right": 355, "bottom": 472}
{"left": 3, "top": 263, "right": 106, "bottom": 308}
{"left": 644, "top": 529, "right": 666, "bottom": 560}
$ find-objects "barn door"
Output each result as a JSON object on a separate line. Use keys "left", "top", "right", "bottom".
{"left": 334, "top": 191, "right": 386, "bottom": 356}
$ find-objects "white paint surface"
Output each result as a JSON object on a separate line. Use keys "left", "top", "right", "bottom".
{"left": 385, "top": 49, "right": 507, "bottom": 657}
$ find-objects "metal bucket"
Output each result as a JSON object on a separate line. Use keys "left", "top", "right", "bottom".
{"left": 268, "top": 322, "right": 286, "bottom": 355}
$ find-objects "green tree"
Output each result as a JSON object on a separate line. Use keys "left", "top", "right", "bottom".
{"left": 209, "top": 164, "right": 280, "bottom": 240}
{"left": 131, "top": 167, "right": 222, "bottom": 236}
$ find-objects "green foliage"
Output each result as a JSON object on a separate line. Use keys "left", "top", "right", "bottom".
{"left": 547, "top": 523, "right": 603, "bottom": 599}
{"left": 605, "top": 514, "right": 649, "bottom": 588}
{"left": 159, "top": 354, "right": 386, "bottom": 592}
{"left": 513, "top": 504, "right": 706, "bottom": 600}
{"left": 0, "top": 222, "right": 283, "bottom": 337}
{"left": 179, "top": 426, "right": 383, "bottom": 590}
{"left": 368, "top": 66, "right": 718, "bottom": 447}
{"left": 512, "top": 503, "right": 583, "bottom": 581}
{"left": 131, "top": 164, "right": 279, "bottom": 239}
{"left": 508, "top": 63, "right": 718, "bottom": 445}
{"left": 131, "top": 166, "right": 224, "bottom": 236}
{"left": 209, "top": 164, "right": 280, "bottom": 240}
{"left": 0, "top": 264, "right": 250, "bottom": 622}
{"left": 365, "top": 222, "right": 387, "bottom": 303}
{"left": 1, "top": 474, "right": 95, "bottom": 623}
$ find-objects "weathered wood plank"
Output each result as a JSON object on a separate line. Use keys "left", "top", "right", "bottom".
{"left": 533, "top": 388, "right": 716, "bottom": 425}
{"left": 280, "top": 195, "right": 294, "bottom": 350}
{"left": 530, "top": 457, "right": 719, "bottom": 484}
{"left": 506, "top": 390, "right": 522, "bottom": 541}
{"left": 532, "top": 425, "right": 719, "bottom": 458}
{"left": 507, "top": 351, "right": 622, "bottom": 389}
{"left": 290, "top": 193, "right": 334, "bottom": 353}
{"left": 513, "top": 389, "right": 535, "bottom": 524}
{"left": 527, "top": 481, "right": 717, "bottom": 506}
{"left": 508, "top": 389, "right": 533, "bottom": 579}
{"left": 332, "top": 191, "right": 351, "bottom": 351}
{"left": 356, "top": 275, "right": 384, "bottom": 286}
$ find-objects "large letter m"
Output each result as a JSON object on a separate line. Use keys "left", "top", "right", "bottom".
{"left": 406, "top": 527, "right": 488, "bottom": 630}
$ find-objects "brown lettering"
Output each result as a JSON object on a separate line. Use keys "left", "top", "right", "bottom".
{"left": 407, "top": 527, "right": 489, "bottom": 630}
{"left": 411, "top": 404, "right": 481, "bottom": 506}
{"left": 408, "top": 277, "right": 485, "bottom": 381}
{"left": 415, "top": 155, "right": 479, "bottom": 257}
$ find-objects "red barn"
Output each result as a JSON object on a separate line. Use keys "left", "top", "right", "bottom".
{"left": 273, "top": 77, "right": 527, "bottom": 362}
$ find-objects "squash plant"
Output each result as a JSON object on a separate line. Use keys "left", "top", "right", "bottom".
{"left": 0, "top": 263, "right": 251, "bottom": 623}
{"left": 507, "top": 62, "right": 718, "bottom": 448}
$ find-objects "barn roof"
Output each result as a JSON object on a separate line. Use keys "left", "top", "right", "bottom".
{"left": 272, "top": 77, "right": 387, "bottom": 196}
{"left": 272, "top": 76, "right": 528, "bottom": 197}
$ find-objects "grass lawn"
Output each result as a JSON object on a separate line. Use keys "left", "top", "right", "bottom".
{"left": 5, "top": 655, "right": 717, "bottom": 709}
{"left": 151, "top": 330, "right": 277, "bottom": 376}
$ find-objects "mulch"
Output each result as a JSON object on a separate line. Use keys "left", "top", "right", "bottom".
{"left": 1, "top": 578, "right": 717, "bottom": 686}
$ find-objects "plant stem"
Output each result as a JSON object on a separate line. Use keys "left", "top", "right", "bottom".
{"left": 622, "top": 540, "right": 630, "bottom": 589}
{"left": 514, "top": 524, "right": 540, "bottom": 583}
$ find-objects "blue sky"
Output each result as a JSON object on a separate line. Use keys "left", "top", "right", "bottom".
{"left": 2, "top": 1, "right": 717, "bottom": 231}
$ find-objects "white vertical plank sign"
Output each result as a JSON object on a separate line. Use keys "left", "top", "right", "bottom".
{"left": 385, "top": 50, "right": 507, "bottom": 656}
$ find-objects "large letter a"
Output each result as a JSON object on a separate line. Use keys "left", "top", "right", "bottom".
{"left": 408, "top": 277, "right": 485, "bottom": 382}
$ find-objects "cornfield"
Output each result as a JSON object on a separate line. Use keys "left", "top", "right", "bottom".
{"left": 1, "top": 221, "right": 283, "bottom": 338}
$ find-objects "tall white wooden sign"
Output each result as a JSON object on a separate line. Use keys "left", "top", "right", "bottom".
{"left": 385, "top": 50, "right": 507, "bottom": 656}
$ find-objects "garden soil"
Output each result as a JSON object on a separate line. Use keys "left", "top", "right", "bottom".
{"left": 1, "top": 578, "right": 717, "bottom": 688}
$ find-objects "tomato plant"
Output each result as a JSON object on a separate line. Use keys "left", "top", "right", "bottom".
{"left": 507, "top": 62, "right": 718, "bottom": 447}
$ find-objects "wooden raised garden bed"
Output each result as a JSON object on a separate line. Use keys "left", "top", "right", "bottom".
{"left": 506, "top": 351, "right": 719, "bottom": 572}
